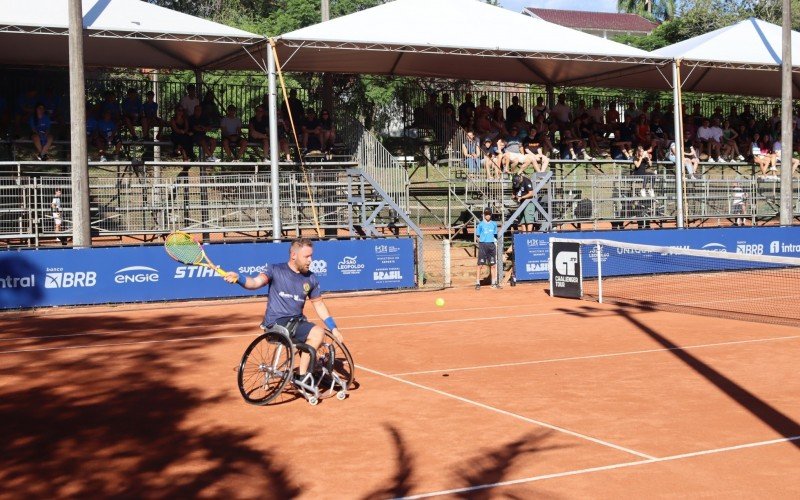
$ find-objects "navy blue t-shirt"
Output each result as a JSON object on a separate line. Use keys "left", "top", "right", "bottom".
{"left": 263, "top": 262, "right": 321, "bottom": 325}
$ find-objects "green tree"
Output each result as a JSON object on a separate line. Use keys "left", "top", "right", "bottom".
{"left": 618, "top": 0, "right": 676, "bottom": 21}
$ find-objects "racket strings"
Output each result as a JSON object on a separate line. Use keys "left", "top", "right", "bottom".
{"left": 165, "top": 233, "right": 204, "bottom": 265}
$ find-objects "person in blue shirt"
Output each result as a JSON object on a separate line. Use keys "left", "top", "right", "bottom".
{"left": 142, "top": 90, "right": 162, "bottom": 139}
{"left": 95, "top": 110, "right": 122, "bottom": 161}
{"left": 224, "top": 238, "right": 343, "bottom": 386}
{"left": 29, "top": 103, "right": 53, "bottom": 161}
{"left": 121, "top": 88, "right": 143, "bottom": 141}
{"left": 475, "top": 207, "right": 499, "bottom": 289}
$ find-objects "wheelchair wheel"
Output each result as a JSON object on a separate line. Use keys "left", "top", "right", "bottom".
{"left": 237, "top": 331, "right": 293, "bottom": 406}
{"left": 316, "top": 330, "right": 355, "bottom": 397}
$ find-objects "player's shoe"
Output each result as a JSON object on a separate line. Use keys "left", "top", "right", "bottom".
{"left": 475, "top": 282, "right": 480, "bottom": 290}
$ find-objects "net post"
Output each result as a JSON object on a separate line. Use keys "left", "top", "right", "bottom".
{"left": 443, "top": 238, "right": 451, "bottom": 288}
{"left": 596, "top": 241, "right": 603, "bottom": 304}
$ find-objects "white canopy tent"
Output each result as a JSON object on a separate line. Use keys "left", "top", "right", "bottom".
{"left": 271, "top": 0, "right": 668, "bottom": 85}
{"left": 0, "top": 0, "right": 266, "bottom": 70}
{"left": 652, "top": 18, "right": 800, "bottom": 97}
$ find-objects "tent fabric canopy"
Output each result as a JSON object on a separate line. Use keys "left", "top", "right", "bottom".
{"left": 572, "top": 18, "right": 800, "bottom": 97}
{"left": 0, "top": 0, "right": 266, "bottom": 70}
{"left": 273, "top": 0, "right": 668, "bottom": 86}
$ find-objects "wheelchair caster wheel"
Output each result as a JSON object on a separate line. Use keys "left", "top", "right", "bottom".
{"left": 336, "top": 390, "right": 347, "bottom": 401}
{"left": 308, "top": 397, "right": 319, "bottom": 406}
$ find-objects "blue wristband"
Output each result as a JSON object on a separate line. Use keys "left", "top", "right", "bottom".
{"left": 324, "top": 317, "right": 337, "bottom": 330}
{"left": 236, "top": 274, "right": 247, "bottom": 286}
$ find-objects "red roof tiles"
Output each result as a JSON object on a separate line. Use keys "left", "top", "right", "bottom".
{"left": 524, "top": 8, "right": 659, "bottom": 33}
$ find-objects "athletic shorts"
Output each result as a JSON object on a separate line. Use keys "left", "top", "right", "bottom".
{"left": 477, "top": 242, "right": 496, "bottom": 265}
{"left": 271, "top": 316, "right": 315, "bottom": 343}
{"left": 52, "top": 212, "right": 61, "bottom": 224}
{"left": 519, "top": 202, "right": 538, "bottom": 224}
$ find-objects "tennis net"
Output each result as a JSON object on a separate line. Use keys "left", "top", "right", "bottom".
{"left": 550, "top": 238, "right": 800, "bottom": 326}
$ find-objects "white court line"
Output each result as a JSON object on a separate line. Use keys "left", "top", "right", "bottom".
{"left": 392, "top": 334, "right": 800, "bottom": 377}
{"left": 358, "top": 364, "right": 656, "bottom": 460}
{"left": 0, "top": 309, "right": 576, "bottom": 344}
{"left": 397, "top": 435, "right": 800, "bottom": 499}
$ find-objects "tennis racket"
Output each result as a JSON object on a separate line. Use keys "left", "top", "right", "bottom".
{"left": 164, "top": 231, "right": 227, "bottom": 276}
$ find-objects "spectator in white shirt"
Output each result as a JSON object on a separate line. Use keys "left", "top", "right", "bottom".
{"left": 550, "top": 94, "right": 571, "bottom": 125}
{"left": 220, "top": 104, "right": 247, "bottom": 161}
{"left": 587, "top": 99, "right": 604, "bottom": 126}
{"left": 697, "top": 118, "right": 722, "bottom": 162}
{"left": 179, "top": 84, "right": 200, "bottom": 116}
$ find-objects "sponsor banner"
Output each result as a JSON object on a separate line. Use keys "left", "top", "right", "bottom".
{"left": 550, "top": 241, "right": 582, "bottom": 298}
{"left": 515, "top": 226, "right": 800, "bottom": 282}
{"left": 0, "top": 238, "right": 416, "bottom": 309}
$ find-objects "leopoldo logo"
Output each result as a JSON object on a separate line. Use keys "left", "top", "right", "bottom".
{"left": 337, "top": 256, "right": 364, "bottom": 275}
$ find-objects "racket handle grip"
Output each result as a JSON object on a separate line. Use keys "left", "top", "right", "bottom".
{"left": 214, "top": 266, "right": 227, "bottom": 276}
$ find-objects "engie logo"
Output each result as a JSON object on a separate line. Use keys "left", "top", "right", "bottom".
{"left": 555, "top": 251, "right": 578, "bottom": 276}
{"left": 309, "top": 259, "right": 328, "bottom": 275}
{"left": 701, "top": 243, "right": 727, "bottom": 252}
{"left": 114, "top": 266, "right": 159, "bottom": 284}
{"left": 337, "top": 256, "right": 365, "bottom": 275}
{"left": 45, "top": 270, "right": 97, "bottom": 289}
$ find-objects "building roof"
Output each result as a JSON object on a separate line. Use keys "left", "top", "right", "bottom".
{"left": 524, "top": 8, "right": 658, "bottom": 33}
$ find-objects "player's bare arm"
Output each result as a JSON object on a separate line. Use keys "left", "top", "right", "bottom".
{"left": 311, "top": 297, "right": 343, "bottom": 342}
{"left": 224, "top": 271, "right": 269, "bottom": 289}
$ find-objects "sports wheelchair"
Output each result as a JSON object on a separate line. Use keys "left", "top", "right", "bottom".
{"left": 237, "top": 321, "right": 355, "bottom": 406}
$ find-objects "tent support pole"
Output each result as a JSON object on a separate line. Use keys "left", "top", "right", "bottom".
{"left": 545, "top": 84, "right": 555, "bottom": 111}
{"left": 195, "top": 69, "right": 210, "bottom": 242}
{"left": 672, "top": 59, "right": 685, "bottom": 229}
{"left": 780, "top": 0, "right": 794, "bottom": 226}
{"left": 267, "top": 41, "right": 282, "bottom": 240}
{"left": 68, "top": 0, "right": 91, "bottom": 247}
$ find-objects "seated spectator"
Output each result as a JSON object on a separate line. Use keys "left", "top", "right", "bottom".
{"left": 577, "top": 114, "right": 600, "bottom": 155}
{"left": 669, "top": 132, "right": 699, "bottom": 179}
{"left": 462, "top": 130, "right": 481, "bottom": 175}
{"left": 506, "top": 96, "right": 525, "bottom": 129}
{"left": 610, "top": 129, "right": 633, "bottom": 161}
{"left": 301, "top": 108, "right": 323, "bottom": 152}
{"left": 99, "top": 91, "right": 121, "bottom": 124}
{"left": 750, "top": 133, "right": 771, "bottom": 176}
{"left": 696, "top": 118, "right": 722, "bottom": 162}
{"left": 649, "top": 117, "right": 671, "bottom": 159}
{"left": 481, "top": 137, "right": 504, "bottom": 178}
{"left": 285, "top": 88, "right": 305, "bottom": 136}
{"left": 559, "top": 128, "right": 591, "bottom": 161}
{"left": 319, "top": 109, "right": 336, "bottom": 151}
{"left": 735, "top": 124, "right": 751, "bottom": 159}
{"left": 169, "top": 106, "right": 194, "bottom": 162}
{"left": 522, "top": 137, "right": 550, "bottom": 174}
{"left": 95, "top": 109, "right": 122, "bottom": 161}
{"left": 458, "top": 94, "right": 476, "bottom": 127}
{"left": 503, "top": 128, "right": 530, "bottom": 173}
{"left": 530, "top": 114, "right": 554, "bottom": 155}
{"left": 202, "top": 90, "right": 222, "bottom": 128}
{"left": 41, "top": 87, "right": 61, "bottom": 122}
{"left": 142, "top": 90, "right": 163, "bottom": 138}
{"left": 121, "top": 88, "right": 143, "bottom": 141}
{"left": 86, "top": 103, "right": 99, "bottom": 151}
{"left": 29, "top": 103, "right": 53, "bottom": 161}
{"left": 220, "top": 105, "right": 248, "bottom": 161}
{"left": 179, "top": 84, "right": 200, "bottom": 116}
{"left": 587, "top": 99, "right": 604, "bottom": 127}
{"left": 531, "top": 96, "right": 549, "bottom": 121}
{"left": 248, "top": 104, "right": 290, "bottom": 160}
{"left": 605, "top": 101, "right": 621, "bottom": 132}
{"left": 771, "top": 137, "right": 800, "bottom": 175}
{"left": 550, "top": 94, "right": 571, "bottom": 125}
{"left": 721, "top": 120, "right": 744, "bottom": 161}
{"left": 189, "top": 104, "right": 218, "bottom": 162}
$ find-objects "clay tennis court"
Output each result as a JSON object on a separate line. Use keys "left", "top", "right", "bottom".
{"left": 2, "top": 283, "right": 799, "bottom": 498}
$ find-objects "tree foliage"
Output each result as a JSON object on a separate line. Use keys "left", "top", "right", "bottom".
{"left": 617, "top": 0, "right": 676, "bottom": 22}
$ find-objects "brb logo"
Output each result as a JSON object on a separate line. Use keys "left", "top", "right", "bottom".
{"left": 309, "top": 259, "right": 328, "bottom": 275}
{"left": 114, "top": 266, "right": 159, "bottom": 284}
{"left": 45, "top": 268, "right": 97, "bottom": 289}
{"left": 555, "top": 251, "right": 578, "bottom": 276}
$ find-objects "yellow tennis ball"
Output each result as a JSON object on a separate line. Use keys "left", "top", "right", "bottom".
{"left": 435, "top": 298, "right": 445, "bottom": 307}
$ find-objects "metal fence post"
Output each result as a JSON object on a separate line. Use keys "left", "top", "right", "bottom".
{"left": 443, "top": 238, "right": 451, "bottom": 288}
